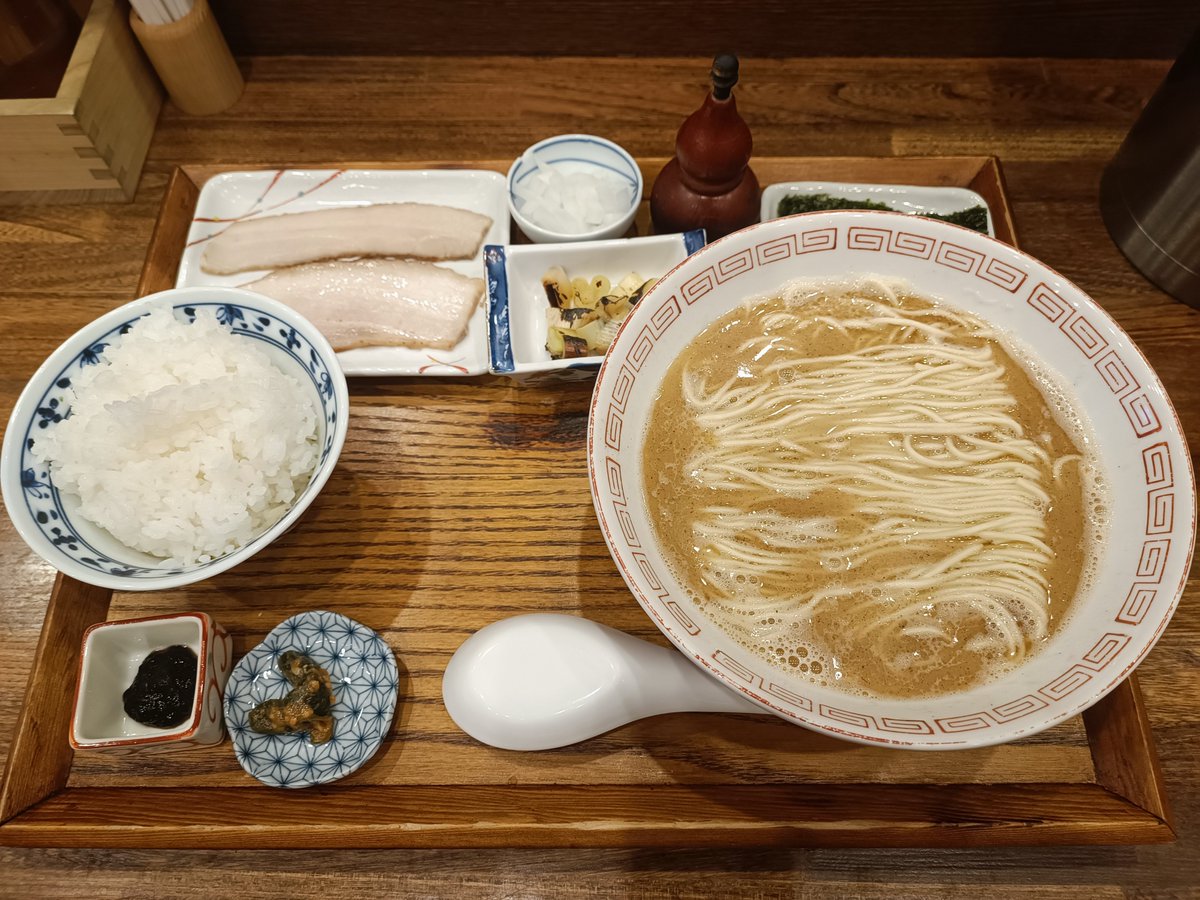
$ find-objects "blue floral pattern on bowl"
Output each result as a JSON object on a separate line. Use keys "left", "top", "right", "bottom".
{"left": 223, "top": 611, "right": 399, "bottom": 789}
{"left": 17, "top": 301, "right": 341, "bottom": 580}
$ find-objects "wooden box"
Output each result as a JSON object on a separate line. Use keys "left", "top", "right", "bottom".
{"left": 0, "top": 0, "right": 162, "bottom": 205}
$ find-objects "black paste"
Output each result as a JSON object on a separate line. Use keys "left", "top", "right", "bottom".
{"left": 123, "top": 644, "right": 198, "bottom": 728}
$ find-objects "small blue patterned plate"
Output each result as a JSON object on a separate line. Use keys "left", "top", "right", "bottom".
{"left": 223, "top": 611, "right": 399, "bottom": 788}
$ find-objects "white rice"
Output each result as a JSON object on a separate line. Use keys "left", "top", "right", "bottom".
{"left": 32, "top": 308, "right": 320, "bottom": 566}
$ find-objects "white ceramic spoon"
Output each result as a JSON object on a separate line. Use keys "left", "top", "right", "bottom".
{"left": 442, "top": 613, "right": 763, "bottom": 751}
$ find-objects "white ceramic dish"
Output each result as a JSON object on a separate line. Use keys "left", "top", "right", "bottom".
{"left": 507, "top": 135, "right": 643, "bottom": 243}
{"left": 177, "top": 168, "right": 510, "bottom": 376}
{"left": 223, "top": 610, "right": 398, "bottom": 788}
{"left": 71, "top": 612, "right": 234, "bottom": 750}
{"left": 762, "top": 180, "right": 995, "bottom": 237}
{"left": 588, "top": 210, "right": 1194, "bottom": 749}
{"left": 484, "top": 230, "right": 705, "bottom": 380}
{"left": 0, "top": 286, "right": 349, "bottom": 591}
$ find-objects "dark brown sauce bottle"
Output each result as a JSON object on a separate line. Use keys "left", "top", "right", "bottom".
{"left": 650, "top": 53, "right": 760, "bottom": 240}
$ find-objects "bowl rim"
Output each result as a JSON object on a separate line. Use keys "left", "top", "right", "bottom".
{"left": 506, "top": 133, "right": 645, "bottom": 242}
{"left": 0, "top": 286, "right": 351, "bottom": 591}
{"left": 587, "top": 208, "right": 1196, "bottom": 750}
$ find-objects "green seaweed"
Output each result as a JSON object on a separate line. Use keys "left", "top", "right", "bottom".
{"left": 776, "top": 193, "right": 990, "bottom": 234}
{"left": 777, "top": 193, "right": 891, "bottom": 215}
{"left": 929, "top": 205, "right": 990, "bottom": 233}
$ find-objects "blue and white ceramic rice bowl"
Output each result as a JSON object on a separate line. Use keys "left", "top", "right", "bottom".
{"left": 0, "top": 287, "right": 349, "bottom": 591}
{"left": 223, "top": 611, "right": 399, "bottom": 788}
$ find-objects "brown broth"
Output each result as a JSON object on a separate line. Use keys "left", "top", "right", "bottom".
{"left": 641, "top": 283, "right": 1103, "bottom": 699}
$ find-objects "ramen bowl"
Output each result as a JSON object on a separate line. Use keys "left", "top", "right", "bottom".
{"left": 587, "top": 210, "right": 1194, "bottom": 749}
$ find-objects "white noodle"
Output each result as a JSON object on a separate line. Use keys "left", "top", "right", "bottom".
{"left": 672, "top": 279, "right": 1068, "bottom": 688}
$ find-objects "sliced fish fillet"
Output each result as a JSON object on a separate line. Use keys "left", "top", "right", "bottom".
{"left": 246, "top": 259, "right": 484, "bottom": 351}
{"left": 201, "top": 203, "right": 493, "bottom": 275}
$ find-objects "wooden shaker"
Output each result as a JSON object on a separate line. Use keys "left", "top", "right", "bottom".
{"left": 650, "top": 53, "right": 760, "bottom": 239}
{"left": 130, "top": 0, "right": 243, "bottom": 116}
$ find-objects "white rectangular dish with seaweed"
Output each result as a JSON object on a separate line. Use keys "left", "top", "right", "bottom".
{"left": 762, "top": 181, "right": 994, "bottom": 237}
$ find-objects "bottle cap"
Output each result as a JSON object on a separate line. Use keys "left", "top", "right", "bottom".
{"left": 711, "top": 53, "right": 739, "bottom": 101}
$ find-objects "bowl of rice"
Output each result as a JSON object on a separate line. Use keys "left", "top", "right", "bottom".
{"left": 1, "top": 287, "right": 349, "bottom": 591}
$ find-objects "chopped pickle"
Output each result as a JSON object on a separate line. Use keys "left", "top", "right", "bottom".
{"left": 542, "top": 266, "right": 657, "bottom": 360}
{"left": 248, "top": 650, "right": 336, "bottom": 745}
{"left": 562, "top": 335, "right": 590, "bottom": 358}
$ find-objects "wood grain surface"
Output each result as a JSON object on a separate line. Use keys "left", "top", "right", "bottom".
{"left": 1, "top": 55, "right": 1198, "bottom": 895}
{"left": 207, "top": 1, "right": 1200, "bottom": 60}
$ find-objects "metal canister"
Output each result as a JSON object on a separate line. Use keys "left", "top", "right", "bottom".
{"left": 1101, "top": 28, "right": 1200, "bottom": 307}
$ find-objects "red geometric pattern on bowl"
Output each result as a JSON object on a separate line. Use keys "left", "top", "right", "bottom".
{"left": 766, "top": 682, "right": 814, "bottom": 712}
{"left": 665, "top": 600, "right": 701, "bottom": 636}
{"left": 1119, "top": 585, "right": 1158, "bottom": 625}
{"left": 991, "top": 694, "right": 1049, "bottom": 722}
{"left": 588, "top": 212, "right": 1194, "bottom": 749}
{"left": 820, "top": 705, "right": 876, "bottom": 729}
{"left": 1095, "top": 350, "right": 1139, "bottom": 395}
{"left": 934, "top": 241, "right": 985, "bottom": 274}
{"left": 877, "top": 716, "right": 935, "bottom": 735}
{"left": 1060, "top": 312, "right": 1109, "bottom": 358}
{"left": 1027, "top": 282, "right": 1072, "bottom": 322}
{"left": 935, "top": 713, "right": 993, "bottom": 733}
{"left": 848, "top": 226, "right": 1027, "bottom": 291}
{"left": 1123, "top": 391, "right": 1163, "bottom": 437}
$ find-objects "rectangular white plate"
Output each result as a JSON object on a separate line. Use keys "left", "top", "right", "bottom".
{"left": 485, "top": 230, "right": 705, "bottom": 380}
{"left": 177, "top": 169, "right": 510, "bottom": 376}
{"left": 761, "top": 180, "right": 994, "bottom": 237}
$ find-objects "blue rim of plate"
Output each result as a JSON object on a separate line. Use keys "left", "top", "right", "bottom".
{"left": 223, "top": 611, "right": 398, "bottom": 788}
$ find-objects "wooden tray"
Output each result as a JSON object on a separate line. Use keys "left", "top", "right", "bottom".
{"left": 0, "top": 156, "right": 1174, "bottom": 848}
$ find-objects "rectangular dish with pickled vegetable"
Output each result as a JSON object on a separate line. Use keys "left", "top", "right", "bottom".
{"left": 484, "top": 230, "right": 705, "bottom": 379}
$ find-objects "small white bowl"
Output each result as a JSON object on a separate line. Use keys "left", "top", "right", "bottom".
{"left": 71, "top": 612, "right": 234, "bottom": 750}
{"left": 484, "top": 230, "right": 705, "bottom": 381}
{"left": 0, "top": 287, "right": 350, "bottom": 591}
{"left": 507, "top": 134, "right": 643, "bottom": 243}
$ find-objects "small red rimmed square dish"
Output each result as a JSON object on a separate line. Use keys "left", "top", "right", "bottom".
{"left": 70, "top": 612, "right": 234, "bottom": 751}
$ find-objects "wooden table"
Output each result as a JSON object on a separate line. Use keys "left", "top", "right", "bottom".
{"left": 1, "top": 56, "right": 1197, "bottom": 896}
